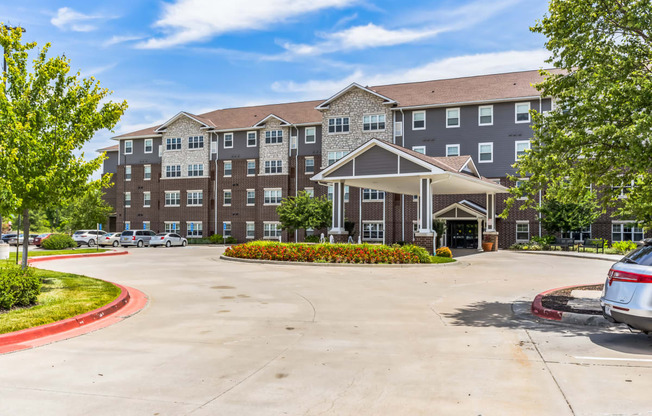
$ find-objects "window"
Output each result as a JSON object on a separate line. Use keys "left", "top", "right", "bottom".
{"left": 363, "top": 114, "right": 386, "bottom": 131}
{"left": 124, "top": 140, "right": 133, "bottom": 154}
{"left": 224, "top": 161, "right": 232, "bottom": 177}
{"left": 516, "top": 222, "right": 530, "bottom": 242}
{"left": 223, "top": 190, "right": 232, "bottom": 206}
{"left": 166, "top": 137, "right": 181, "bottom": 151}
{"left": 187, "top": 222, "right": 203, "bottom": 238}
{"left": 515, "top": 140, "right": 531, "bottom": 160}
{"left": 144, "top": 165, "right": 151, "bottom": 180}
{"left": 144, "top": 139, "right": 153, "bottom": 153}
{"left": 612, "top": 222, "right": 644, "bottom": 242}
{"left": 327, "top": 151, "right": 348, "bottom": 166}
{"left": 328, "top": 117, "right": 350, "bottom": 133}
{"left": 223, "top": 222, "right": 232, "bottom": 237}
{"left": 265, "top": 130, "right": 283, "bottom": 144}
{"left": 143, "top": 192, "right": 151, "bottom": 208}
{"left": 413, "top": 194, "right": 418, "bottom": 202}
{"left": 304, "top": 188, "right": 314, "bottom": 198}
{"left": 327, "top": 185, "right": 349, "bottom": 202}
{"left": 446, "top": 144, "right": 460, "bottom": 157}
{"left": 188, "top": 135, "right": 204, "bottom": 149}
{"left": 264, "top": 222, "right": 282, "bottom": 238}
{"left": 264, "top": 160, "right": 283, "bottom": 174}
{"left": 412, "top": 146, "right": 426, "bottom": 154}
{"left": 363, "top": 222, "right": 384, "bottom": 241}
{"left": 515, "top": 102, "right": 531, "bottom": 123}
{"left": 247, "top": 131, "right": 257, "bottom": 147}
{"left": 613, "top": 180, "right": 635, "bottom": 198}
{"left": 246, "top": 190, "right": 255, "bottom": 205}
{"left": 165, "top": 191, "right": 181, "bottom": 207}
{"left": 305, "top": 127, "right": 316, "bottom": 144}
{"left": 125, "top": 165, "right": 131, "bottom": 181}
{"left": 125, "top": 221, "right": 130, "bottom": 230}
{"left": 247, "top": 160, "right": 256, "bottom": 176}
{"left": 515, "top": 179, "right": 528, "bottom": 200}
{"left": 224, "top": 133, "right": 233, "bottom": 148}
{"left": 446, "top": 108, "right": 460, "bottom": 128}
{"left": 288, "top": 135, "right": 296, "bottom": 150}
{"left": 305, "top": 157, "right": 314, "bottom": 174}
{"left": 165, "top": 165, "right": 181, "bottom": 178}
{"left": 158, "top": 144, "right": 163, "bottom": 157}
{"left": 264, "top": 189, "right": 282, "bottom": 205}
{"left": 394, "top": 121, "right": 403, "bottom": 136}
{"left": 165, "top": 222, "right": 179, "bottom": 233}
{"left": 124, "top": 192, "right": 131, "bottom": 208}
{"left": 478, "top": 142, "right": 493, "bottom": 163}
{"left": 187, "top": 191, "right": 203, "bottom": 206}
{"left": 246, "top": 222, "right": 255, "bottom": 239}
{"left": 363, "top": 188, "right": 384, "bottom": 201}
{"left": 562, "top": 226, "right": 591, "bottom": 242}
{"left": 210, "top": 140, "right": 217, "bottom": 155}
{"left": 478, "top": 105, "right": 493, "bottom": 126}
{"left": 143, "top": 221, "right": 150, "bottom": 230}
{"left": 412, "top": 111, "right": 425, "bottom": 130}
{"left": 188, "top": 164, "right": 204, "bottom": 177}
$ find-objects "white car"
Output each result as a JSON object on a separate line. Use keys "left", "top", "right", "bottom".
{"left": 72, "top": 230, "right": 107, "bottom": 247}
{"left": 149, "top": 233, "right": 188, "bottom": 247}
{"left": 99, "top": 232, "right": 122, "bottom": 247}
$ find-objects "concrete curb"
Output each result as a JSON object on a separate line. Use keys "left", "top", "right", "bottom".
{"left": 27, "top": 250, "right": 128, "bottom": 264}
{"left": 513, "top": 250, "right": 620, "bottom": 262}
{"left": 218, "top": 254, "right": 461, "bottom": 267}
{"left": 531, "top": 284, "right": 615, "bottom": 327}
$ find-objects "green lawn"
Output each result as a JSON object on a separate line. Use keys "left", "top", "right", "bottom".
{"left": 8, "top": 248, "right": 109, "bottom": 259}
{"left": 0, "top": 261, "right": 121, "bottom": 334}
{"left": 429, "top": 256, "right": 456, "bottom": 264}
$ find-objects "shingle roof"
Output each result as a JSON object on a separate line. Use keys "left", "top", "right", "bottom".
{"left": 97, "top": 144, "right": 119, "bottom": 152}
{"left": 198, "top": 100, "right": 323, "bottom": 130}
{"left": 384, "top": 140, "right": 471, "bottom": 173}
{"left": 114, "top": 125, "right": 161, "bottom": 139}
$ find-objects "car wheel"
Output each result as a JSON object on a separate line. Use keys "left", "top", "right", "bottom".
{"left": 137, "top": 240, "right": 144, "bottom": 248}
{"left": 112, "top": 241, "right": 119, "bottom": 247}
{"left": 182, "top": 240, "right": 187, "bottom": 247}
{"left": 88, "top": 239, "right": 95, "bottom": 247}
{"left": 165, "top": 241, "right": 171, "bottom": 248}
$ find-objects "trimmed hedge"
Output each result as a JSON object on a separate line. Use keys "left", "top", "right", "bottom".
{"left": 0, "top": 264, "right": 41, "bottom": 310}
{"left": 42, "top": 234, "right": 76, "bottom": 250}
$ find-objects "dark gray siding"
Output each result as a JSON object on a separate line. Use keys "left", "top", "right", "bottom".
{"left": 298, "top": 125, "right": 322, "bottom": 156}
{"left": 103, "top": 151, "right": 118, "bottom": 174}
{"left": 327, "top": 160, "right": 353, "bottom": 177}
{"left": 218, "top": 131, "right": 260, "bottom": 160}
{"left": 355, "top": 146, "right": 398, "bottom": 176}
{"left": 119, "top": 138, "right": 162, "bottom": 165}
{"left": 399, "top": 157, "right": 429, "bottom": 174}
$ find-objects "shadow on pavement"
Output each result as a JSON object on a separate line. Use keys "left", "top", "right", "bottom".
{"left": 588, "top": 332, "right": 652, "bottom": 354}
{"left": 450, "top": 249, "right": 485, "bottom": 258}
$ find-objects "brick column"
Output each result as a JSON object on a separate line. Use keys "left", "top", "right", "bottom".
{"left": 414, "top": 233, "right": 435, "bottom": 255}
{"left": 329, "top": 232, "right": 349, "bottom": 244}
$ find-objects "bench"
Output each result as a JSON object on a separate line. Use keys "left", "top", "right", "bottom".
{"left": 552, "top": 237, "right": 576, "bottom": 251}
{"left": 582, "top": 238, "right": 606, "bottom": 254}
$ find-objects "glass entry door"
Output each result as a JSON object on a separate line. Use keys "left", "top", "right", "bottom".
{"left": 448, "top": 221, "right": 478, "bottom": 249}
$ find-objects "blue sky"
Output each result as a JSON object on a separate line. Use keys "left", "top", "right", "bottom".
{"left": 0, "top": 0, "right": 552, "bottom": 157}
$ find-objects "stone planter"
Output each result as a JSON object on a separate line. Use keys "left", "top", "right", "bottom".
{"left": 482, "top": 242, "right": 494, "bottom": 252}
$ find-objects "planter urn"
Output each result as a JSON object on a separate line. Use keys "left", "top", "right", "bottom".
{"left": 482, "top": 242, "right": 493, "bottom": 252}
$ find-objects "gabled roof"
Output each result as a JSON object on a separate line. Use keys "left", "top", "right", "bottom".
{"left": 114, "top": 125, "right": 162, "bottom": 139}
{"left": 434, "top": 200, "right": 487, "bottom": 219}
{"left": 382, "top": 140, "right": 481, "bottom": 179}
{"left": 253, "top": 113, "right": 291, "bottom": 127}
{"left": 97, "top": 144, "right": 119, "bottom": 152}
{"left": 198, "top": 100, "right": 323, "bottom": 131}
{"left": 315, "top": 83, "right": 397, "bottom": 110}
{"left": 154, "top": 111, "right": 215, "bottom": 132}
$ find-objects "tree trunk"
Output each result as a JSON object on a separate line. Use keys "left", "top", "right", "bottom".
{"left": 21, "top": 209, "right": 30, "bottom": 269}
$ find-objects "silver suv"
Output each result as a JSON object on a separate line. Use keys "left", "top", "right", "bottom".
{"left": 601, "top": 240, "right": 652, "bottom": 334}
{"left": 72, "top": 230, "right": 107, "bottom": 247}
{"left": 120, "top": 229, "right": 157, "bottom": 247}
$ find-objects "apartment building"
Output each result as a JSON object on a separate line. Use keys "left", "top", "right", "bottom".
{"left": 100, "top": 69, "right": 646, "bottom": 249}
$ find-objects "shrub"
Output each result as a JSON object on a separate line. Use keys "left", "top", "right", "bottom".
{"left": 224, "top": 236, "right": 237, "bottom": 244}
{"left": 187, "top": 238, "right": 211, "bottom": 245}
{"left": 305, "top": 235, "right": 320, "bottom": 243}
{"left": 400, "top": 244, "right": 431, "bottom": 263}
{"left": 42, "top": 234, "right": 75, "bottom": 250}
{"left": 612, "top": 240, "right": 637, "bottom": 254}
{"left": 435, "top": 246, "right": 453, "bottom": 258}
{"left": 0, "top": 264, "right": 41, "bottom": 310}
{"left": 531, "top": 235, "right": 555, "bottom": 249}
{"left": 209, "top": 234, "right": 224, "bottom": 244}
{"left": 510, "top": 243, "right": 527, "bottom": 250}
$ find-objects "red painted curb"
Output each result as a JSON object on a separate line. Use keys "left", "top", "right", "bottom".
{"left": 531, "top": 284, "right": 598, "bottom": 321}
{"left": 27, "top": 250, "right": 128, "bottom": 264}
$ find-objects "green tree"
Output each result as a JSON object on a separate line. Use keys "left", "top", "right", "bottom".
{"left": 276, "top": 191, "right": 332, "bottom": 236}
{"left": 538, "top": 193, "right": 601, "bottom": 235}
{"left": 60, "top": 188, "right": 114, "bottom": 233}
{"left": 0, "top": 27, "right": 127, "bottom": 268}
{"left": 504, "top": 1, "right": 652, "bottom": 226}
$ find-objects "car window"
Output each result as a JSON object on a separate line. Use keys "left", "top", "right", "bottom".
{"left": 74, "top": 231, "right": 84, "bottom": 235}
{"left": 121, "top": 231, "right": 133, "bottom": 236}
{"left": 149, "top": 231, "right": 157, "bottom": 236}
{"left": 171, "top": 233, "right": 180, "bottom": 238}
{"left": 623, "top": 246, "right": 652, "bottom": 266}
{"left": 156, "top": 233, "right": 167, "bottom": 236}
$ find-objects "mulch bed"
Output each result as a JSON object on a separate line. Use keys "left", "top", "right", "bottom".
{"left": 540, "top": 284, "right": 604, "bottom": 315}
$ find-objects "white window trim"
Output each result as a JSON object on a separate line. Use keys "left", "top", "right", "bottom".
{"left": 186, "top": 221, "right": 203, "bottom": 238}
{"left": 263, "top": 221, "right": 282, "bottom": 239}
{"left": 362, "top": 188, "right": 384, "bottom": 203}
{"left": 187, "top": 190, "right": 203, "bottom": 207}
{"left": 412, "top": 146, "right": 426, "bottom": 154}
{"left": 210, "top": 140, "right": 217, "bottom": 155}
{"left": 263, "top": 188, "right": 283, "bottom": 206}
{"left": 246, "top": 131, "right": 257, "bottom": 147}
{"left": 143, "top": 191, "right": 151, "bottom": 208}
{"left": 304, "top": 187, "right": 314, "bottom": 198}
{"left": 223, "top": 189, "right": 232, "bottom": 207}
{"left": 304, "top": 127, "right": 316, "bottom": 144}
{"left": 412, "top": 110, "right": 426, "bottom": 131}
{"left": 223, "top": 160, "right": 232, "bottom": 178}
{"left": 164, "top": 190, "right": 181, "bottom": 207}
{"left": 125, "top": 165, "right": 131, "bottom": 181}
{"left": 446, "top": 107, "right": 460, "bottom": 128}
{"left": 223, "top": 221, "right": 232, "bottom": 237}
{"left": 478, "top": 105, "right": 493, "bottom": 126}
{"left": 165, "top": 137, "right": 182, "bottom": 152}
{"left": 446, "top": 144, "right": 460, "bottom": 157}
{"left": 144, "top": 138, "right": 153, "bottom": 154}
{"left": 124, "top": 221, "right": 131, "bottom": 230}
{"left": 224, "top": 133, "right": 234, "bottom": 149}
{"left": 478, "top": 142, "right": 493, "bottom": 163}
{"left": 143, "top": 221, "right": 150, "bottom": 230}
{"left": 362, "top": 113, "right": 387, "bottom": 132}
{"left": 164, "top": 221, "right": 180, "bottom": 234}
{"left": 264, "top": 160, "right": 283, "bottom": 175}
{"left": 144, "top": 164, "right": 151, "bottom": 181}
{"left": 264, "top": 129, "right": 285, "bottom": 144}
{"left": 246, "top": 159, "right": 256, "bottom": 177}
{"left": 515, "top": 221, "right": 530, "bottom": 243}
{"left": 124, "top": 140, "right": 133, "bottom": 155}
{"left": 515, "top": 102, "right": 531, "bottom": 124}
{"left": 327, "top": 116, "right": 350, "bottom": 135}
{"left": 362, "top": 221, "right": 384, "bottom": 241}
{"left": 515, "top": 140, "right": 531, "bottom": 161}
{"left": 305, "top": 156, "right": 315, "bottom": 174}
{"left": 187, "top": 136, "right": 204, "bottom": 151}
{"left": 246, "top": 222, "right": 255, "bottom": 239}
{"left": 246, "top": 189, "right": 255, "bottom": 206}
{"left": 124, "top": 192, "right": 131, "bottom": 208}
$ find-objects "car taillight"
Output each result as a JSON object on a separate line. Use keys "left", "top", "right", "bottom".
{"left": 106, "top": 237, "right": 110, "bottom": 240}
{"left": 132, "top": 236, "right": 136, "bottom": 240}
{"left": 608, "top": 268, "right": 652, "bottom": 285}
{"left": 81, "top": 234, "right": 88, "bottom": 238}
{"left": 161, "top": 237, "right": 164, "bottom": 240}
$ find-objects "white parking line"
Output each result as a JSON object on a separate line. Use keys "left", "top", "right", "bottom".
{"left": 574, "top": 356, "right": 652, "bottom": 362}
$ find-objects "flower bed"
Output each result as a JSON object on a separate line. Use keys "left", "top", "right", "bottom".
{"left": 223, "top": 241, "right": 444, "bottom": 264}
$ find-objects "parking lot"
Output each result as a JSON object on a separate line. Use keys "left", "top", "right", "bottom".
{"left": 0, "top": 247, "right": 650, "bottom": 415}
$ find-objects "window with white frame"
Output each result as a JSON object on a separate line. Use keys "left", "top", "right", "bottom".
{"left": 143, "top": 221, "right": 150, "bottom": 230}
{"left": 446, "top": 108, "right": 460, "bottom": 128}
{"left": 562, "top": 226, "right": 592, "bottom": 242}
{"left": 187, "top": 222, "right": 203, "bottom": 238}
{"left": 124, "top": 192, "right": 131, "bottom": 208}
{"left": 143, "top": 192, "right": 151, "bottom": 208}
{"left": 165, "top": 165, "right": 181, "bottom": 178}
{"left": 327, "top": 185, "right": 349, "bottom": 202}
{"left": 144, "top": 165, "right": 151, "bottom": 180}
{"left": 264, "top": 222, "right": 282, "bottom": 238}
{"left": 478, "top": 142, "right": 493, "bottom": 163}
{"left": 125, "top": 165, "right": 132, "bottom": 181}
{"left": 328, "top": 117, "right": 349, "bottom": 133}
{"left": 158, "top": 145, "right": 163, "bottom": 157}
{"left": 125, "top": 221, "right": 131, "bottom": 230}
{"left": 264, "top": 160, "right": 282, "bottom": 174}
{"left": 612, "top": 222, "right": 644, "bottom": 242}
{"left": 188, "top": 164, "right": 204, "bottom": 177}
{"left": 247, "top": 131, "right": 257, "bottom": 147}
{"left": 413, "top": 194, "right": 418, "bottom": 202}
{"left": 515, "top": 102, "right": 531, "bottom": 123}
{"left": 327, "top": 151, "right": 348, "bottom": 165}
{"left": 264, "top": 189, "right": 282, "bottom": 205}
{"left": 478, "top": 105, "right": 493, "bottom": 126}
{"left": 412, "top": 146, "right": 426, "bottom": 154}
{"left": 144, "top": 139, "right": 153, "bottom": 153}
{"left": 165, "top": 191, "right": 180, "bottom": 207}
{"left": 224, "top": 133, "right": 233, "bottom": 148}
{"left": 246, "top": 189, "right": 255, "bottom": 205}
{"left": 394, "top": 121, "right": 403, "bottom": 136}
{"left": 304, "top": 187, "right": 314, "bottom": 198}
{"left": 515, "top": 140, "right": 531, "bottom": 160}
{"left": 224, "top": 161, "right": 232, "bottom": 177}
{"left": 290, "top": 136, "right": 297, "bottom": 150}
{"left": 412, "top": 111, "right": 425, "bottom": 130}
{"left": 515, "top": 178, "right": 528, "bottom": 200}
{"left": 363, "top": 222, "right": 384, "bottom": 241}
{"left": 210, "top": 140, "right": 217, "bottom": 155}
{"left": 124, "top": 140, "right": 133, "bottom": 154}
{"left": 246, "top": 222, "right": 255, "bottom": 239}
{"left": 166, "top": 137, "right": 181, "bottom": 151}
{"left": 413, "top": 221, "right": 419, "bottom": 239}
{"left": 305, "top": 127, "right": 316, "bottom": 144}
{"left": 446, "top": 144, "right": 460, "bottom": 157}
{"left": 363, "top": 114, "right": 386, "bottom": 131}
{"left": 164, "top": 222, "right": 179, "bottom": 233}
{"left": 188, "top": 136, "right": 204, "bottom": 149}
{"left": 223, "top": 190, "right": 232, "bottom": 206}
{"left": 305, "top": 157, "right": 314, "bottom": 173}
{"left": 613, "top": 180, "right": 635, "bottom": 198}
{"left": 223, "top": 222, "right": 232, "bottom": 237}
{"left": 363, "top": 188, "right": 384, "bottom": 201}
{"left": 265, "top": 130, "right": 283, "bottom": 144}
{"left": 516, "top": 222, "right": 530, "bottom": 242}
{"left": 247, "top": 160, "right": 256, "bottom": 176}
{"left": 187, "top": 190, "right": 203, "bottom": 206}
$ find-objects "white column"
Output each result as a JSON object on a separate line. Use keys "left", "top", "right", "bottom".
{"left": 485, "top": 193, "right": 496, "bottom": 232}
{"left": 419, "top": 178, "right": 432, "bottom": 233}
{"left": 477, "top": 218, "right": 483, "bottom": 250}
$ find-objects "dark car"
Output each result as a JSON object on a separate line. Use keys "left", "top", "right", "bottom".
{"left": 34, "top": 233, "right": 53, "bottom": 247}
{"left": 1, "top": 234, "right": 16, "bottom": 244}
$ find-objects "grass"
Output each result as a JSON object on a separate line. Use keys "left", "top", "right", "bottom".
{"left": 8, "top": 248, "right": 110, "bottom": 259}
{"left": 429, "top": 256, "right": 456, "bottom": 264}
{"left": 0, "top": 260, "right": 121, "bottom": 334}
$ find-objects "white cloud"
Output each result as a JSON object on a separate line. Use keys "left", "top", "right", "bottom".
{"left": 51, "top": 7, "right": 105, "bottom": 32}
{"left": 136, "top": 0, "right": 357, "bottom": 49}
{"left": 272, "top": 49, "right": 551, "bottom": 98}
{"left": 103, "top": 35, "right": 145, "bottom": 47}
{"left": 79, "top": 63, "right": 117, "bottom": 78}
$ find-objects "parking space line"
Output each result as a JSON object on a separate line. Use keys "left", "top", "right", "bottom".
{"left": 574, "top": 356, "right": 652, "bottom": 362}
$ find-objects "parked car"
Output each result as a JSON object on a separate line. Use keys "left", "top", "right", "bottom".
{"left": 601, "top": 239, "right": 652, "bottom": 334}
{"left": 8, "top": 234, "right": 37, "bottom": 245}
{"left": 99, "top": 232, "right": 122, "bottom": 247}
{"left": 72, "top": 230, "right": 107, "bottom": 247}
{"left": 33, "top": 233, "right": 53, "bottom": 247}
{"left": 120, "top": 229, "right": 157, "bottom": 247}
{"left": 2, "top": 234, "right": 17, "bottom": 244}
{"left": 149, "top": 233, "right": 188, "bottom": 248}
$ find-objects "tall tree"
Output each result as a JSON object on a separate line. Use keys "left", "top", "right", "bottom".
{"left": 504, "top": 1, "right": 652, "bottom": 225}
{"left": 60, "top": 188, "right": 114, "bottom": 233}
{"left": 276, "top": 191, "right": 332, "bottom": 236}
{"left": 0, "top": 26, "right": 127, "bottom": 267}
{"left": 538, "top": 192, "right": 601, "bottom": 235}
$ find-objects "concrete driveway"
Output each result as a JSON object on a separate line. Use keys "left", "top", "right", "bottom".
{"left": 0, "top": 247, "right": 650, "bottom": 415}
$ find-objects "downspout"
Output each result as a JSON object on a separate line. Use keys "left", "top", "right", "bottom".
{"left": 538, "top": 96, "right": 542, "bottom": 238}
{"left": 399, "top": 108, "right": 406, "bottom": 241}
{"left": 383, "top": 192, "right": 386, "bottom": 245}
{"left": 213, "top": 131, "right": 219, "bottom": 235}
{"left": 294, "top": 124, "right": 298, "bottom": 242}
{"left": 399, "top": 108, "right": 405, "bottom": 147}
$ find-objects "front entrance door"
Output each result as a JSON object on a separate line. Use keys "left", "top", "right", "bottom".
{"left": 448, "top": 221, "right": 478, "bottom": 249}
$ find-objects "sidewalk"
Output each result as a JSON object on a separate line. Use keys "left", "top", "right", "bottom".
{"left": 512, "top": 249, "right": 622, "bottom": 262}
